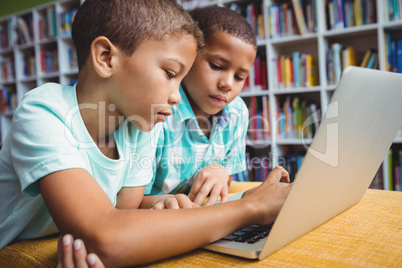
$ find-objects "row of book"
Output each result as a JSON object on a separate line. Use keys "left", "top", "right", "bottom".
{"left": 326, "top": 43, "right": 378, "bottom": 84}
{"left": 229, "top": 3, "right": 265, "bottom": 40}
{"left": 0, "top": 57, "right": 15, "bottom": 82}
{"left": 38, "top": 6, "right": 58, "bottom": 40}
{"left": 234, "top": 154, "right": 271, "bottom": 182}
{"left": 385, "top": 33, "right": 402, "bottom": 73}
{"left": 273, "top": 52, "right": 319, "bottom": 89}
{"left": 0, "top": 87, "right": 17, "bottom": 114}
{"left": 276, "top": 96, "right": 319, "bottom": 140}
{"left": 59, "top": 9, "right": 78, "bottom": 37}
{"left": 387, "top": 147, "right": 402, "bottom": 191}
{"left": 372, "top": 148, "right": 402, "bottom": 191}
{"left": 268, "top": 0, "right": 317, "bottom": 39}
{"left": 384, "top": 0, "right": 402, "bottom": 22}
{"left": 40, "top": 48, "right": 58, "bottom": 74}
{"left": 242, "top": 55, "right": 268, "bottom": 92}
{"left": 233, "top": 152, "right": 304, "bottom": 182}
{"left": 22, "top": 52, "right": 36, "bottom": 77}
{"left": 247, "top": 96, "right": 270, "bottom": 142}
{"left": 326, "top": 0, "right": 376, "bottom": 30}
{"left": 0, "top": 16, "right": 33, "bottom": 48}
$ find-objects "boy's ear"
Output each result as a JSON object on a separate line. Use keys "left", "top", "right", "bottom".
{"left": 90, "top": 36, "right": 117, "bottom": 78}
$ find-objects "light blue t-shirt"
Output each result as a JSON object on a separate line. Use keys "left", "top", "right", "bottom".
{"left": 0, "top": 83, "right": 159, "bottom": 249}
{"left": 145, "top": 86, "right": 248, "bottom": 195}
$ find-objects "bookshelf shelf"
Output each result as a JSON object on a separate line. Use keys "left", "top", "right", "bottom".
{"left": 270, "top": 33, "right": 318, "bottom": 44}
{"left": 0, "top": 0, "right": 401, "bottom": 189}
{"left": 273, "top": 86, "right": 321, "bottom": 94}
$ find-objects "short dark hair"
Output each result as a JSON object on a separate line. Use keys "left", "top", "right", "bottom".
{"left": 72, "top": 0, "right": 204, "bottom": 70}
{"left": 190, "top": 6, "right": 257, "bottom": 49}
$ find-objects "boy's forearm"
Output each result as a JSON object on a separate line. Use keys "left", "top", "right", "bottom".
{"left": 89, "top": 200, "right": 256, "bottom": 267}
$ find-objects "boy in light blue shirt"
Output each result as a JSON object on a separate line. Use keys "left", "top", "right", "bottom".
{"left": 0, "top": 1, "right": 291, "bottom": 266}
{"left": 145, "top": 6, "right": 257, "bottom": 206}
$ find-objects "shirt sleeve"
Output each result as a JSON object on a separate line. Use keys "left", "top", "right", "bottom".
{"left": 11, "top": 95, "right": 88, "bottom": 196}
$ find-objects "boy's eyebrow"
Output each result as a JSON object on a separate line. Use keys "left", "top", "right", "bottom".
{"left": 165, "top": 58, "right": 185, "bottom": 71}
{"left": 211, "top": 54, "right": 250, "bottom": 73}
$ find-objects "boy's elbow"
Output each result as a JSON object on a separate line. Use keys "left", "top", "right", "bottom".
{"left": 83, "top": 226, "right": 144, "bottom": 267}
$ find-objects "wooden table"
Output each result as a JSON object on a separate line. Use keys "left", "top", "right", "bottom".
{"left": 1, "top": 182, "right": 401, "bottom": 267}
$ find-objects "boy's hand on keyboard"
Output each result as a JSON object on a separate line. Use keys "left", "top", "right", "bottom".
{"left": 151, "top": 194, "right": 200, "bottom": 210}
{"left": 188, "top": 163, "right": 229, "bottom": 206}
{"left": 241, "top": 166, "right": 291, "bottom": 225}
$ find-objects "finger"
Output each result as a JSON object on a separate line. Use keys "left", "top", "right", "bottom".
{"left": 175, "top": 194, "right": 195, "bottom": 209}
{"left": 193, "top": 181, "right": 214, "bottom": 205}
{"left": 73, "top": 239, "right": 89, "bottom": 268}
{"left": 62, "top": 234, "right": 74, "bottom": 268}
{"left": 204, "top": 185, "right": 223, "bottom": 206}
{"left": 87, "top": 253, "right": 105, "bottom": 268}
{"left": 165, "top": 198, "right": 180, "bottom": 209}
{"left": 151, "top": 201, "right": 164, "bottom": 210}
{"left": 220, "top": 186, "right": 229, "bottom": 203}
{"left": 188, "top": 176, "right": 205, "bottom": 202}
{"left": 266, "top": 166, "right": 290, "bottom": 183}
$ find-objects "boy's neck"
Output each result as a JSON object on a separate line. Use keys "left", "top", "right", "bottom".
{"left": 75, "top": 74, "right": 123, "bottom": 159}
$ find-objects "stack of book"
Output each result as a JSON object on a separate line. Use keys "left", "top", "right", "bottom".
{"left": 276, "top": 96, "right": 319, "bottom": 140}
{"left": 247, "top": 96, "right": 270, "bottom": 142}
{"left": 326, "top": 0, "right": 376, "bottom": 30}
{"left": 327, "top": 43, "right": 377, "bottom": 84}
{"left": 274, "top": 52, "right": 318, "bottom": 89}
{"left": 384, "top": 33, "right": 402, "bottom": 73}
{"left": 268, "top": 0, "right": 316, "bottom": 39}
{"left": 383, "top": 0, "right": 402, "bottom": 22}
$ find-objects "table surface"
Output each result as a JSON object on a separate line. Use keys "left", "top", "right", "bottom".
{"left": 139, "top": 185, "right": 402, "bottom": 267}
{"left": 1, "top": 183, "right": 401, "bottom": 267}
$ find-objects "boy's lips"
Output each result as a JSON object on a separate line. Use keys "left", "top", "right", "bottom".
{"left": 157, "top": 111, "right": 171, "bottom": 122}
{"left": 209, "top": 94, "right": 227, "bottom": 105}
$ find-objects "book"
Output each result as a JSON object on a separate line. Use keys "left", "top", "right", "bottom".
{"left": 354, "top": 0, "right": 363, "bottom": 26}
{"left": 360, "top": 49, "right": 372, "bottom": 67}
{"left": 365, "top": 51, "right": 378, "bottom": 69}
{"left": 332, "top": 43, "right": 343, "bottom": 81}
{"left": 341, "top": 46, "right": 358, "bottom": 70}
{"left": 292, "top": 51, "right": 301, "bottom": 88}
{"left": 292, "top": 0, "right": 308, "bottom": 34}
{"left": 397, "top": 39, "right": 402, "bottom": 73}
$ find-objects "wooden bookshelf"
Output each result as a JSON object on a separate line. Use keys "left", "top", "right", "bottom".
{"left": 1, "top": 0, "right": 401, "bottom": 189}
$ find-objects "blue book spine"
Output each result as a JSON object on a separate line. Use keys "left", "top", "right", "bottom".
{"left": 397, "top": 39, "right": 402, "bottom": 73}
{"left": 292, "top": 51, "right": 300, "bottom": 88}
{"left": 279, "top": 109, "right": 286, "bottom": 139}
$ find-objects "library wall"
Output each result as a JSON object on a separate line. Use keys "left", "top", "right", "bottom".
{"left": 0, "top": 0, "right": 53, "bottom": 18}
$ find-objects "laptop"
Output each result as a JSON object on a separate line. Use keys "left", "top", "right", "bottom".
{"left": 203, "top": 66, "right": 402, "bottom": 260}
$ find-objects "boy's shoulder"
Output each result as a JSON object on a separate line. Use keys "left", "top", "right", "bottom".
{"left": 14, "top": 83, "right": 76, "bottom": 122}
{"left": 21, "top": 83, "right": 69, "bottom": 104}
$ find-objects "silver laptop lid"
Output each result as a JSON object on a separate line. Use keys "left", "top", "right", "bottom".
{"left": 260, "top": 66, "right": 402, "bottom": 259}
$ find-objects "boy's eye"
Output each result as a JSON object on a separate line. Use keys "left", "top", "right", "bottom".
{"left": 210, "top": 62, "right": 222, "bottom": 70}
{"left": 166, "top": 70, "right": 176, "bottom": 79}
{"left": 235, "top": 75, "right": 245, "bottom": 81}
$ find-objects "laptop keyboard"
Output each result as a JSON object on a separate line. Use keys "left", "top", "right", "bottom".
{"left": 221, "top": 224, "right": 273, "bottom": 244}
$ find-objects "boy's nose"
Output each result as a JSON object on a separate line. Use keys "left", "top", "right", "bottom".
{"left": 168, "top": 89, "right": 181, "bottom": 105}
{"left": 218, "top": 73, "right": 233, "bottom": 91}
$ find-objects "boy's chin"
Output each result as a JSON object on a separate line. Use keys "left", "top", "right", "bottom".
{"left": 129, "top": 121, "right": 155, "bottom": 132}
